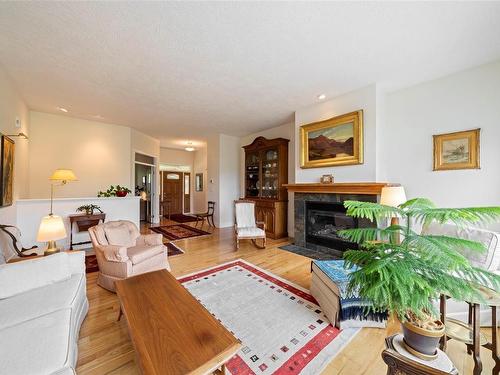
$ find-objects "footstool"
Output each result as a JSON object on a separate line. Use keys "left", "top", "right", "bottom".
{"left": 310, "top": 259, "right": 387, "bottom": 329}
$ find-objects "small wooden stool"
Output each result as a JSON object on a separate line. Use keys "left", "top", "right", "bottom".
{"left": 382, "top": 334, "right": 458, "bottom": 374}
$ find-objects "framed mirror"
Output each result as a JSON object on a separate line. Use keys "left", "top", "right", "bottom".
{"left": 195, "top": 173, "right": 203, "bottom": 192}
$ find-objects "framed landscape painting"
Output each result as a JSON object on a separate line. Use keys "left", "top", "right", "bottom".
{"left": 0, "top": 135, "right": 14, "bottom": 206}
{"left": 433, "top": 128, "right": 480, "bottom": 171}
{"left": 300, "top": 110, "right": 363, "bottom": 168}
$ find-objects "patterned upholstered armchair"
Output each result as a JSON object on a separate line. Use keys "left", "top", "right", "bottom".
{"left": 89, "top": 220, "right": 170, "bottom": 292}
{"left": 234, "top": 200, "right": 266, "bottom": 249}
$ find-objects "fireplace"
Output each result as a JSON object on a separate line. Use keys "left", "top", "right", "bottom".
{"left": 305, "top": 201, "right": 359, "bottom": 251}
{"left": 292, "top": 191, "right": 378, "bottom": 257}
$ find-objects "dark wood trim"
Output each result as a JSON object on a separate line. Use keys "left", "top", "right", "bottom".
{"left": 284, "top": 182, "right": 392, "bottom": 195}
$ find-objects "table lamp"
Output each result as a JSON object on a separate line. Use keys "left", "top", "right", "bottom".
{"left": 49, "top": 169, "right": 78, "bottom": 215}
{"left": 37, "top": 214, "right": 67, "bottom": 255}
{"left": 380, "top": 185, "right": 406, "bottom": 243}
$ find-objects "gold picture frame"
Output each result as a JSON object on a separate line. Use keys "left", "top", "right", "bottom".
{"left": 300, "top": 110, "right": 363, "bottom": 168}
{"left": 433, "top": 128, "right": 480, "bottom": 171}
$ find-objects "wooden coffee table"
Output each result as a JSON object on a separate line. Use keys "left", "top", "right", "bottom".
{"left": 115, "top": 270, "right": 241, "bottom": 375}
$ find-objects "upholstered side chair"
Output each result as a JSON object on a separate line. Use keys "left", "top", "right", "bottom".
{"left": 234, "top": 200, "right": 266, "bottom": 249}
{"left": 89, "top": 220, "right": 170, "bottom": 292}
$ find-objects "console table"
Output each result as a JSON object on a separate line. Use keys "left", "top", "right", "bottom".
{"left": 68, "top": 213, "right": 106, "bottom": 250}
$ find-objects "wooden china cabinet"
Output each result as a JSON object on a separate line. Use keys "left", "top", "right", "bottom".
{"left": 243, "top": 136, "right": 289, "bottom": 239}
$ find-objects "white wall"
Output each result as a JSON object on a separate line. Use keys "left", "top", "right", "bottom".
{"left": 294, "top": 85, "right": 377, "bottom": 183}
{"left": 0, "top": 67, "right": 30, "bottom": 225}
{"left": 160, "top": 147, "right": 194, "bottom": 166}
{"left": 219, "top": 134, "right": 240, "bottom": 228}
{"left": 206, "top": 134, "right": 220, "bottom": 225}
{"left": 193, "top": 146, "right": 207, "bottom": 213}
{"left": 206, "top": 134, "right": 240, "bottom": 227}
{"left": 379, "top": 60, "right": 500, "bottom": 227}
{"left": 17, "top": 196, "right": 140, "bottom": 249}
{"left": 240, "top": 122, "right": 295, "bottom": 235}
{"left": 29, "top": 112, "right": 132, "bottom": 198}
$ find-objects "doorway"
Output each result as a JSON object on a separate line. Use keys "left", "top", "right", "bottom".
{"left": 135, "top": 163, "right": 155, "bottom": 223}
{"left": 161, "top": 171, "right": 183, "bottom": 217}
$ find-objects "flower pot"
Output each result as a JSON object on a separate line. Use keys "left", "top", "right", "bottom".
{"left": 401, "top": 320, "right": 445, "bottom": 360}
{"left": 116, "top": 191, "right": 128, "bottom": 197}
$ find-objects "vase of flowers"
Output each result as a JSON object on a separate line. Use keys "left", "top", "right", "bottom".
{"left": 97, "top": 185, "right": 132, "bottom": 198}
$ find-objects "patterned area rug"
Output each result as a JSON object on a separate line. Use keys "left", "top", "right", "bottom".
{"left": 150, "top": 224, "right": 211, "bottom": 241}
{"left": 84, "top": 244, "right": 184, "bottom": 273}
{"left": 165, "top": 242, "right": 185, "bottom": 256}
{"left": 178, "top": 260, "right": 359, "bottom": 374}
{"left": 168, "top": 213, "right": 198, "bottom": 223}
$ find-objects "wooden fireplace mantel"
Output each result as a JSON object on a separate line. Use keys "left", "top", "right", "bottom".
{"left": 283, "top": 182, "right": 392, "bottom": 195}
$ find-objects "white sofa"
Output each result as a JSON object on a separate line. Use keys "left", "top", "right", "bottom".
{"left": 424, "top": 223, "right": 500, "bottom": 325}
{"left": 0, "top": 252, "right": 88, "bottom": 375}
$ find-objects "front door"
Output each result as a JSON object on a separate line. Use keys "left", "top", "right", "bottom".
{"left": 162, "top": 171, "right": 183, "bottom": 216}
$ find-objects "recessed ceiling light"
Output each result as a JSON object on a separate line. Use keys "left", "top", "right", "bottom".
{"left": 317, "top": 94, "right": 326, "bottom": 100}
{"left": 57, "top": 107, "right": 68, "bottom": 113}
{"left": 184, "top": 141, "right": 195, "bottom": 152}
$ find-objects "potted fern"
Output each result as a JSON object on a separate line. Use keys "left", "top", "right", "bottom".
{"left": 339, "top": 197, "right": 500, "bottom": 359}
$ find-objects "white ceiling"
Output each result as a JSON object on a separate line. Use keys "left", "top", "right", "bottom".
{"left": 1, "top": 2, "right": 500, "bottom": 149}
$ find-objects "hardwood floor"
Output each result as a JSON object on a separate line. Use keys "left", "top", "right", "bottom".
{"left": 77, "top": 220, "right": 495, "bottom": 374}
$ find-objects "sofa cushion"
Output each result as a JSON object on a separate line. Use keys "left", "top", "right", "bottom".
{"left": 0, "top": 309, "right": 72, "bottom": 375}
{"left": 0, "top": 273, "right": 85, "bottom": 330}
{"left": 127, "top": 244, "right": 164, "bottom": 265}
{"left": 104, "top": 225, "right": 136, "bottom": 247}
{"left": 237, "top": 227, "right": 265, "bottom": 238}
{"left": 0, "top": 252, "right": 71, "bottom": 299}
{"left": 422, "top": 223, "right": 500, "bottom": 271}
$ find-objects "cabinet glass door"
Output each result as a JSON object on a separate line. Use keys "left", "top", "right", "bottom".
{"left": 246, "top": 152, "right": 260, "bottom": 197}
{"left": 261, "top": 148, "right": 279, "bottom": 199}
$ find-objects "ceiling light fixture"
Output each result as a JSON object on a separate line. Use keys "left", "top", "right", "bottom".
{"left": 57, "top": 107, "right": 68, "bottom": 113}
{"left": 185, "top": 141, "right": 195, "bottom": 152}
{"left": 317, "top": 94, "right": 326, "bottom": 100}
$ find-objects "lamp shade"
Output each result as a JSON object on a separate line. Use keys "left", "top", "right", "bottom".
{"left": 37, "top": 215, "right": 67, "bottom": 242}
{"left": 49, "top": 169, "right": 78, "bottom": 182}
{"left": 380, "top": 186, "right": 407, "bottom": 208}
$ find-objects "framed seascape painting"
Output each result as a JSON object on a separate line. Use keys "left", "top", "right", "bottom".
{"left": 433, "top": 128, "right": 480, "bottom": 171}
{"left": 300, "top": 110, "right": 363, "bottom": 168}
{"left": 1, "top": 135, "right": 14, "bottom": 206}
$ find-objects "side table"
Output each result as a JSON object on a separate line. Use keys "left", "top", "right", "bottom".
{"left": 68, "top": 213, "right": 106, "bottom": 250}
{"left": 440, "top": 285, "right": 500, "bottom": 375}
{"left": 382, "top": 334, "right": 458, "bottom": 375}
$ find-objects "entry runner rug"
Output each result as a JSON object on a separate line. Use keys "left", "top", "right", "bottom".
{"left": 168, "top": 213, "right": 198, "bottom": 223}
{"left": 178, "top": 260, "right": 359, "bottom": 374}
{"left": 150, "top": 224, "right": 211, "bottom": 241}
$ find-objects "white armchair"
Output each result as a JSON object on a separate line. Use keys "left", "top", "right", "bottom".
{"left": 234, "top": 200, "right": 266, "bottom": 249}
{"left": 89, "top": 220, "right": 170, "bottom": 292}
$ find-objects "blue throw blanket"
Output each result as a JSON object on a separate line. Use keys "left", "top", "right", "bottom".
{"left": 312, "top": 259, "right": 388, "bottom": 325}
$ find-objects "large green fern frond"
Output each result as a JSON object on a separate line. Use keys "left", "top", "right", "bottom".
{"left": 343, "top": 200, "right": 403, "bottom": 222}
{"left": 411, "top": 207, "right": 500, "bottom": 226}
